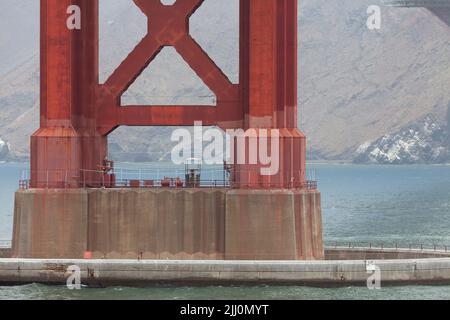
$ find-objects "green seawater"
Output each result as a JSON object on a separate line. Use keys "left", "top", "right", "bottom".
{"left": 0, "top": 284, "right": 449, "bottom": 300}
{"left": 1, "top": 162, "right": 450, "bottom": 300}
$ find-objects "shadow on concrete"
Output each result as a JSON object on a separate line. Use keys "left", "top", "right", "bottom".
{"left": 429, "top": 8, "right": 450, "bottom": 26}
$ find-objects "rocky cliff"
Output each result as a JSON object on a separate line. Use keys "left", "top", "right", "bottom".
{"left": 354, "top": 113, "right": 450, "bottom": 164}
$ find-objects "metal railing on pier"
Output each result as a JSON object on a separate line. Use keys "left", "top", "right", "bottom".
{"left": 18, "top": 168, "right": 318, "bottom": 191}
{"left": 325, "top": 240, "right": 450, "bottom": 252}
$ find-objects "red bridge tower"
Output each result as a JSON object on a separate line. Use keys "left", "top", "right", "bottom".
{"left": 13, "top": 0, "right": 324, "bottom": 260}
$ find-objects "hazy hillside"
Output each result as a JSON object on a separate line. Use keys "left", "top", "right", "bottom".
{"left": 1, "top": 0, "right": 450, "bottom": 163}
{"left": 299, "top": 0, "right": 450, "bottom": 160}
{"left": 0, "top": 0, "right": 38, "bottom": 77}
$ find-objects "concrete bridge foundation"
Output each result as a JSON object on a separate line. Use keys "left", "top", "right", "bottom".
{"left": 11, "top": 189, "right": 324, "bottom": 260}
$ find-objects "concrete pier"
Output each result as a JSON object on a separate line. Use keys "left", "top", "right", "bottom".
{"left": 2, "top": 255, "right": 450, "bottom": 286}
{"left": 12, "top": 188, "right": 324, "bottom": 260}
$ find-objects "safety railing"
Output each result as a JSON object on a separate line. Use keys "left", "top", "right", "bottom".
{"left": 19, "top": 179, "right": 30, "bottom": 190}
{"left": 325, "top": 240, "right": 450, "bottom": 252}
{"left": 87, "top": 178, "right": 232, "bottom": 189}
{"left": 19, "top": 168, "right": 318, "bottom": 191}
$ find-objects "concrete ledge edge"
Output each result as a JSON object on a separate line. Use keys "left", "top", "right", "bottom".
{"left": 2, "top": 258, "right": 450, "bottom": 286}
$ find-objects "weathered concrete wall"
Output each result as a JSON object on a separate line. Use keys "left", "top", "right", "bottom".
{"left": 2, "top": 257, "right": 450, "bottom": 286}
{"left": 295, "top": 191, "right": 324, "bottom": 260}
{"left": 225, "top": 190, "right": 324, "bottom": 260}
{"left": 12, "top": 188, "right": 323, "bottom": 260}
{"left": 88, "top": 189, "right": 226, "bottom": 259}
{"left": 12, "top": 190, "right": 88, "bottom": 259}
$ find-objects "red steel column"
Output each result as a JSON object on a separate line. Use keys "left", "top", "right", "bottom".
{"left": 235, "top": 0, "right": 306, "bottom": 189}
{"left": 31, "top": 0, "right": 103, "bottom": 188}
{"left": 74, "top": 0, "right": 107, "bottom": 185}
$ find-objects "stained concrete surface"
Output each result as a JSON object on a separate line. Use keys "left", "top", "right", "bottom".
{"left": 12, "top": 188, "right": 324, "bottom": 260}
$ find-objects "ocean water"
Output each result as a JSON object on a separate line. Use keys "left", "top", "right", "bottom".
{"left": 1, "top": 162, "right": 450, "bottom": 300}
{"left": 1, "top": 283, "right": 450, "bottom": 300}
